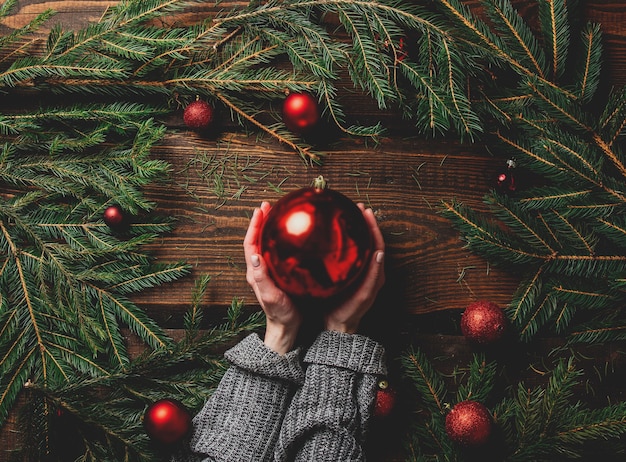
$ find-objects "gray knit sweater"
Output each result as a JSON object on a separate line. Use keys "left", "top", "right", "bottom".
{"left": 172, "top": 330, "right": 387, "bottom": 461}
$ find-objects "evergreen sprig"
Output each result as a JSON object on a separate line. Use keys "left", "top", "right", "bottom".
{"left": 437, "top": 0, "right": 626, "bottom": 343}
{"left": 1, "top": 0, "right": 489, "bottom": 163}
{"left": 15, "top": 295, "right": 263, "bottom": 462}
{"left": 402, "top": 349, "right": 626, "bottom": 461}
{"left": 0, "top": 115, "right": 190, "bottom": 427}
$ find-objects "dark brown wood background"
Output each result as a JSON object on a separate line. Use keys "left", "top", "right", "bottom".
{"left": 2, "top": 1, "right": 626, "bottom": 460}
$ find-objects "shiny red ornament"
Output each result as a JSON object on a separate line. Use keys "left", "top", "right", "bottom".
{"left": 461, "top": 300, "right": 507, "bottom": 345}
{"left": 103, "top": 205, "right": 125, "bottom": 228}
{"left": 374, "top": 380, "right": 396, "bottom": 418}
{"left": 259, "top": 176, "right": 373, "bottom": 300}
{"left": 396, "top": 37, "right": 408, "bottom": 62}
{"left": 495, "top": 158, "right": 517, "bottom": 192}
{"left": 445, "top": 400, "right": 492, "bottom": 447}
{"left": 143, "top": 399, "right": 192, "bottom": 445}
{"left": 184, "top": 99, "right": 214, "bottom": 130}
{"left": 282, "top": 92, "right": 319, "bottom": 133}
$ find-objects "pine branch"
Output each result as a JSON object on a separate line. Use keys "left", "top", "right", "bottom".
{"left": 0, "top": 118, "right": 190, "bottom": 427}
{"left": 455, "top": 354, "right": 497, "bottom": 404}
{"left": 485, "top": 0, "right": 546, "bottom": 78}
{"left": 538, "top": 0, "right": 570, "bottom": 79}
{"left": 403, "top": 349, "right": 626, "bottom": 461}
{"left": 438, "top": 0, "right": 626, "bottom": 343}
{"left": 1, "top": 0, "right": 489, "bottom": 160}
{"left": 401, "top": 346, "right": 447, "bottom": 415}
{"left": 14, "top": 296, "right": 263, "bottom": 461}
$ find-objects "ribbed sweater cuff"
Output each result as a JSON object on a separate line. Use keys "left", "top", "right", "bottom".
{"left": 225, "top": 333, "right": 304, "bottom": 385}
{"left": 304, "top": 330, "right": 387, "bottom": 375}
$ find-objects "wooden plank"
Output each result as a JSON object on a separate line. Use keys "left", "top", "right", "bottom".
{"left": 132, "top": 131, "right": 520, "bottom": 323}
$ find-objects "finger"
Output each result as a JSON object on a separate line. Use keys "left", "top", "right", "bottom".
{"left": 243, "top": 206, "right": 265, "bottom": 262}
{"left": 365, "top": 250, "right": 385, "bottom": 287}
{"left": 246, "top": 252, "right": 272, "bottom": 288}
{"left": 260, "top": 200, "right": 271, "bottom": 215}
{"left": 249, "top": 253, "right": 287, "bottom": 305}
{"left": 363, "top": 207, "right": 385, "bottom": 252}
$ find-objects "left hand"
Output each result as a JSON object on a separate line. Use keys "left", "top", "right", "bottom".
{"left": 243, "top": 201, "right": 302, "bottom": 354}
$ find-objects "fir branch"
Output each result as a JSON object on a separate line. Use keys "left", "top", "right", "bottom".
{"left": 485, "top": 0, "right": 546, "bottom": 78}
{"left": 401, "top": 346, "right": 447, "bottom": 415}
{"left": 0, "top": 0, "right": 487, "bottom": 150}
{"left": 442, "top": 0, "right": 626, "bottom": 341}
{"left": 455, "top": 354, "right": 497, "bottom": 404}
{"left": 0, "top": 119, "right": 189, "bottom": 428}
{"left": 403, "top": 351, "right": 626, "bottom": 461}
{"left": 14, "top": 296, "right": 263, "bottom": 461}
{"left": 575, "top": 22, "right": 603, "bottom": 102}
{"left": 538, "top": 0, "right": 570, "bottom": 79}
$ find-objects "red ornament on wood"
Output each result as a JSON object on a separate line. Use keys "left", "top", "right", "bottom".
{"left": 282, "top": 92, "right": 319, "bottom": 134}
{"left": 461, "top": 300, "right": 507, "bottom": 345}
{"left": 259, "top": 176, "right": 373, "bottom": 300}
{"left": 183, "top": 99, "right": 214, "bottom": 130}
{"left": 103, "top": 205, "right": 125, "bottom": 228}
{"left": 143, "top": 399, "right": 192, "bottom": 445}
{"left": 445, "top": 400, "right": 492, "bottom": 447}
{"left": 494, "top": 158, "right": 517, "bottom": 192}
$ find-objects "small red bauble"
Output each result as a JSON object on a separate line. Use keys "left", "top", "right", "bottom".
{"left": 143, "top": 399, "right": 192, "bottom": 445}
{"left": 374, "top": 380, "right": 396, "bottom": 418}
{"left": 103, "top": 205, "right": 125, "bottom": 228}
{"left": 282, "top": 92, "right": 319, "bottom": 134}
{"left": 445, "top": 400, "right": 492, "bottom": 447}
{"left": 259, "top": 176, "right": 372, "bottom": 300}
{"left": 494, "top": 158, "right": 517, "bottom": 192}
{"left": 183, "top": 99, "right": 214, "bottom": 130}
{"left": 461, "top": 300, "right": 507, "bottom": 345}
{"left": 396, "top": 37, "right": 409, "bottom": 62}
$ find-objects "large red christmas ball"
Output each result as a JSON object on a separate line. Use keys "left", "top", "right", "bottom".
{"left": 445, "top": 400, "right": 492, "bottom": 447}
{"left": 103, "top": 205, "right": 125, "bottom": 228}
{"left": 184, "top": 99, "right": 214, "bottom": 130}
{"left": 143, "top": 399, "right": 192, "bottom": 445}
{"left": 259, "top": 177, "right": 372, "bottom": 300}
{"left": 461, "top": 300, "right": 507, "bottom": 345}
{"left": 282, "top": 92, "right": 319, "bottom": 133}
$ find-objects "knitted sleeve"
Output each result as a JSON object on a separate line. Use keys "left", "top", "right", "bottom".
{"left": 172, "top": 333, "right": 304, "bottom": 462}
{"left": 274, "top": 330, "right": 387, "bottom": 462}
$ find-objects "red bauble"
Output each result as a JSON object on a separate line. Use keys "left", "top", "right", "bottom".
{"left": 183, "top": 99, "right": 214, "bottom": 130}
{"left": 445, "top": 400, "right": 492, "bottom": 447}
{"left": 461, "top": 300, "right": 507, "bottom": 345}
{"left": 103, "top": 205, "right": 125, "bottom": 228}
{"left": 494, "top": 158, "right": 517, "bottom": 192}
{"left": 374, "top": 380, "right": 396, "bottom": 418}
{"left": 259, "top": 176, "right": 372, "bottom": 300}
{"left": 396, "top": 37, "right": 409, "bottom": 62}
{"left": 143, "top": 399, "right": 192, "bottom": 445}
{"left": 282, "top": 92, "right": 319, "bottom": 133}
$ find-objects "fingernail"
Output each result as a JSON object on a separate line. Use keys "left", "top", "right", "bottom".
{"left": 251, "top": 254, "right": 260, "bottom": 267}
{"left": 376, "top": 251, "right": 384, "bottom": 264}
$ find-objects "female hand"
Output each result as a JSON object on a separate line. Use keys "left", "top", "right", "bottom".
{"left": 324, "top": 204, "right": 386, "bottom": 334}
{"left": 244, "top": 202, "right": 302, "bottom": 354}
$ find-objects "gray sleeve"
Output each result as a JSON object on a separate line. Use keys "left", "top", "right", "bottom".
{"left": 174, "top": 333, "right": 304, "bottom": 462}
{"left": 274, "top": 330, "right": 387, "bottom": 462}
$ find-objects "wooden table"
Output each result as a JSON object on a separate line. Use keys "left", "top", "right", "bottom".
{"left": 2, "top": 1, "right": 626, "bottom": 460}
